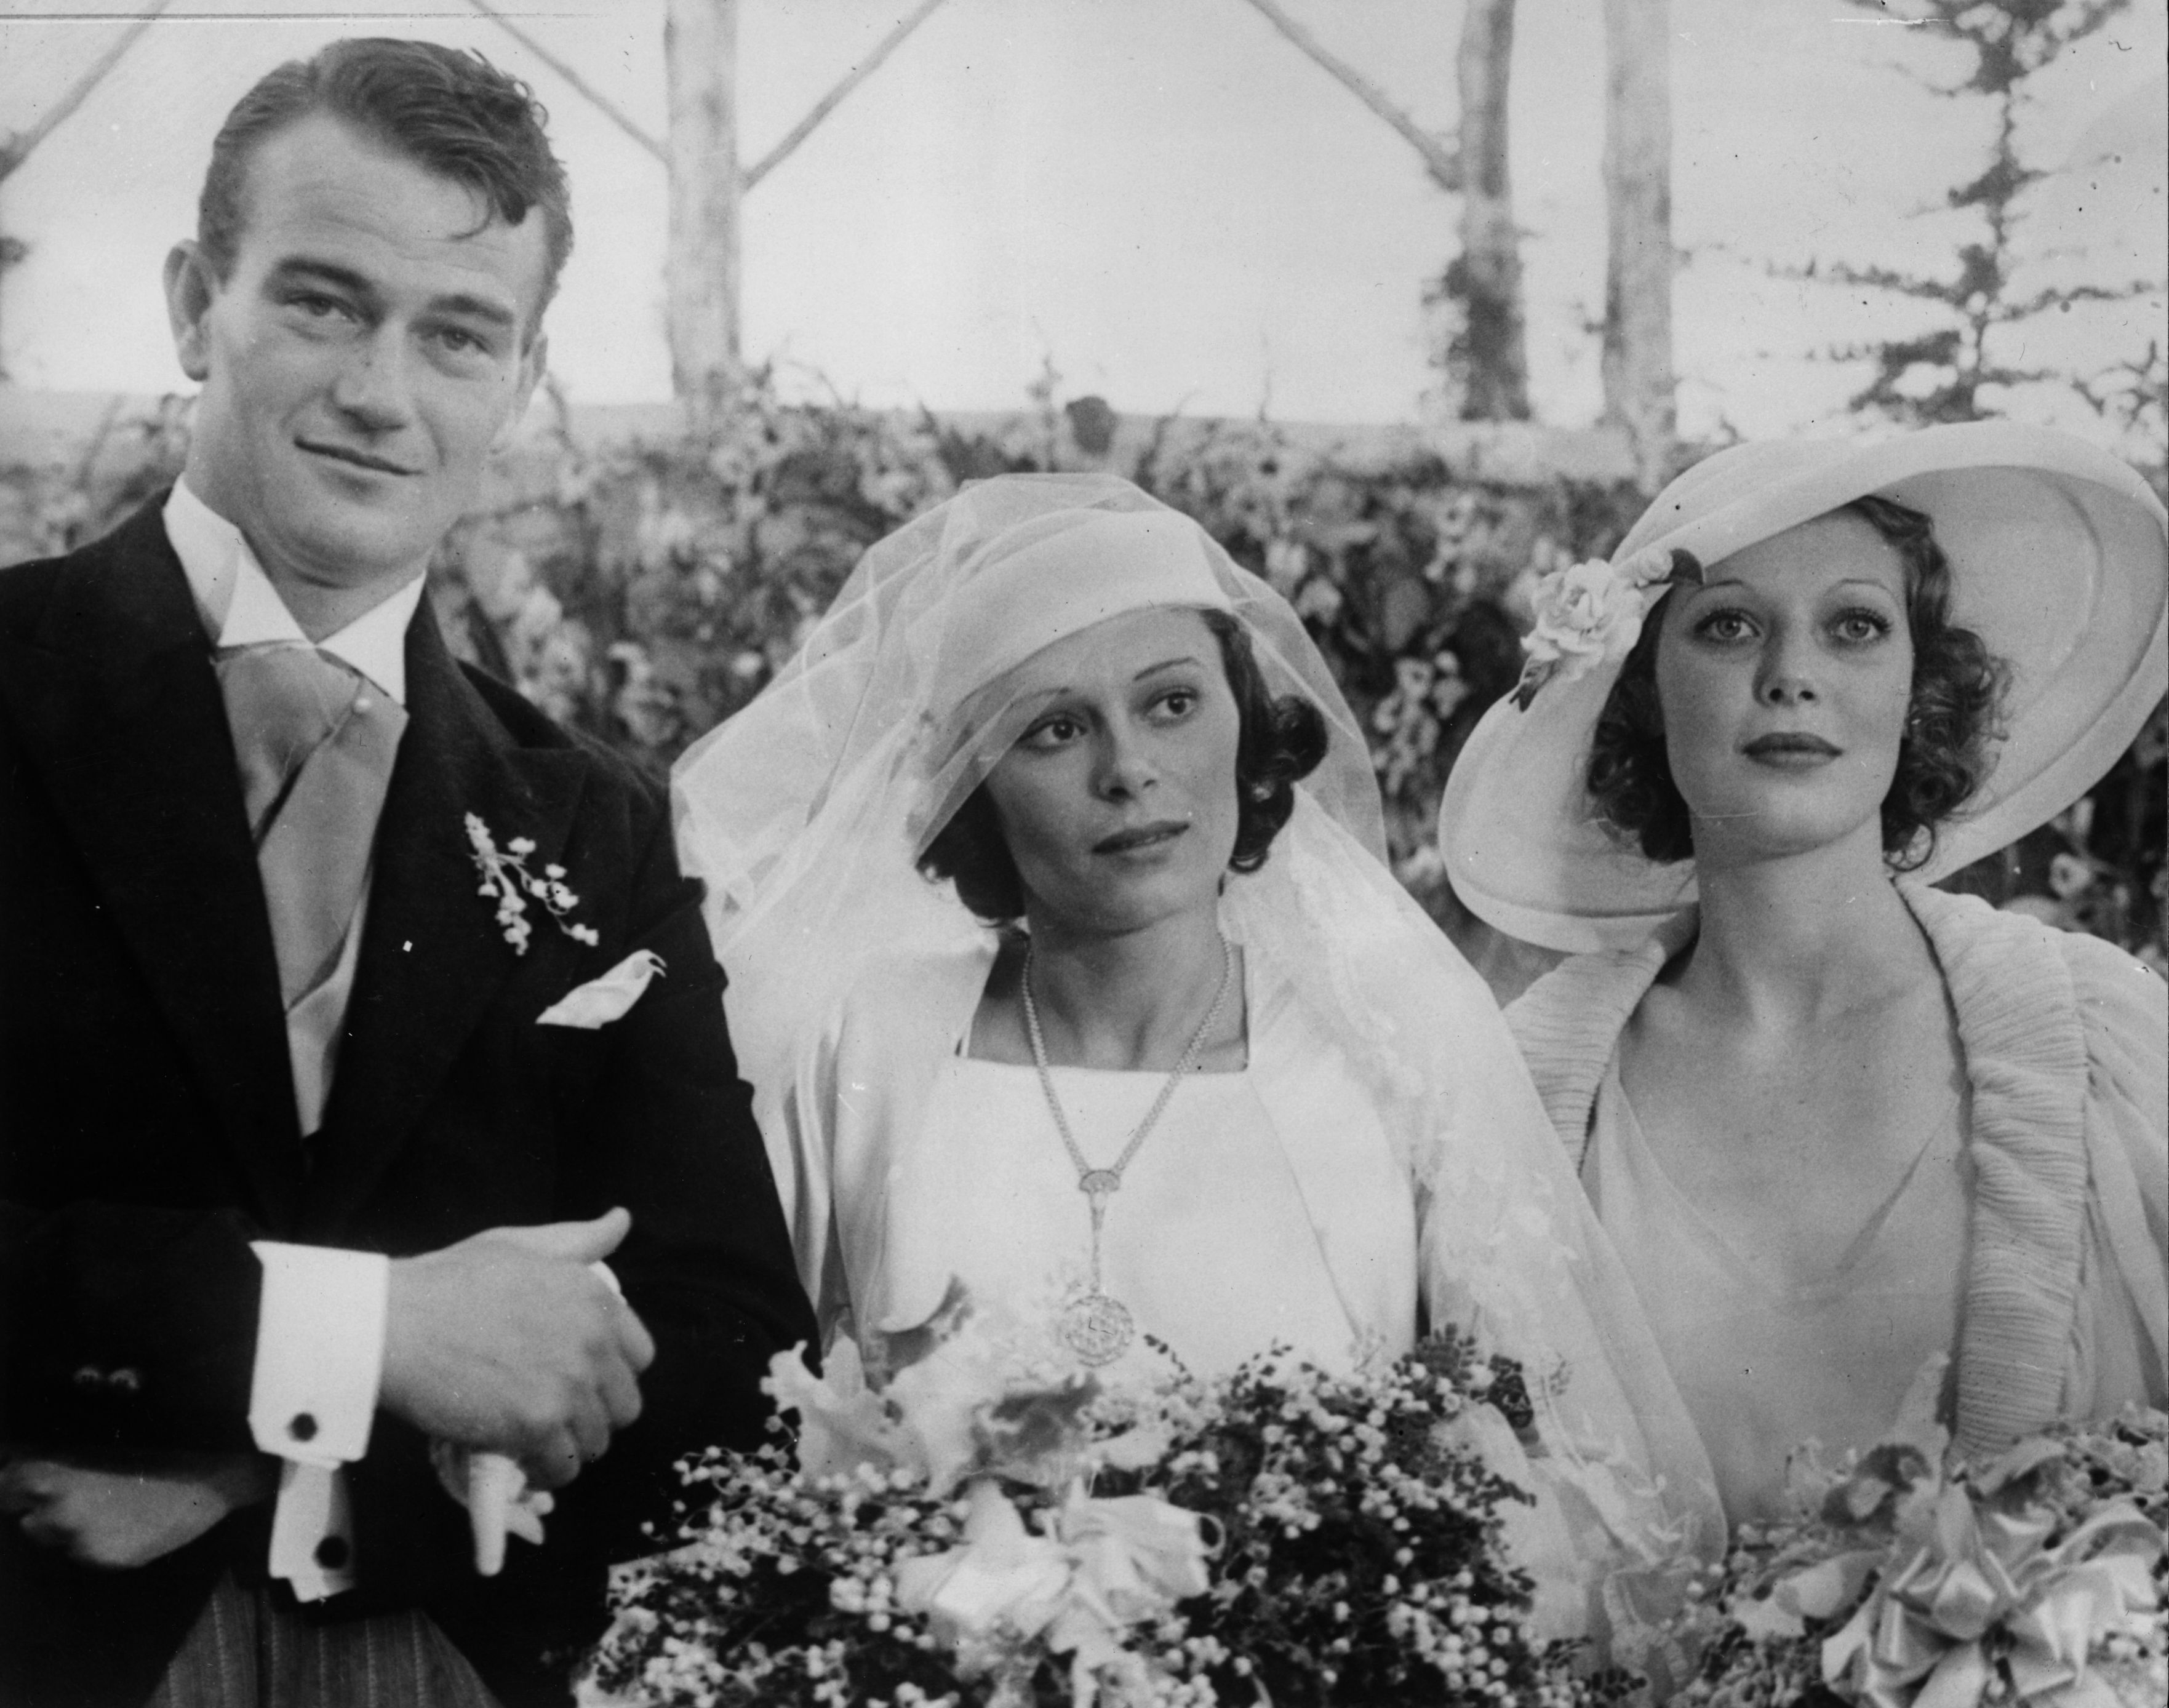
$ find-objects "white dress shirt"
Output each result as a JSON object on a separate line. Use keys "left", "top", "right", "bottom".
{"left": 164, "top": 479, "right": 424, "bottom": 1601}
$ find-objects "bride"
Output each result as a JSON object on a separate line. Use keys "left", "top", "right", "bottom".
{"left": 673, "top": 473, "right": 1719, "bottom": 1632}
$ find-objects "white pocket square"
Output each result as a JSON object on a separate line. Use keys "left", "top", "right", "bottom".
{"left": 535, "top": 950, "right": 666, "bottom": 1028}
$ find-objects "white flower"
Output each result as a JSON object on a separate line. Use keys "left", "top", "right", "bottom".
{"left": 1511, "top": 544, "right": 1680, "bottom": 710}
{"left": 2048, "top": 852, "right": 2095, "bottom": 900}
{"left": 1263, "top": 535, "right": 1310, "bottom": 594}
{"left": 465, "top": 812, "right": 601, "bottom": 956}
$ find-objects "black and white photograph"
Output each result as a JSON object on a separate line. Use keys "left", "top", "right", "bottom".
{"left": 1, "top": 3, "right": 2163, "bottom": 1706}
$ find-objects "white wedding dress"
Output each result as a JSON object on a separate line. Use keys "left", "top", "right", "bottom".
{"left": 777, "top": 936, "right": 1420, "bottom": 1373}
{"left": 764, "top": 908, "right": 1720, "bottom": 1655}
{"left": 903, "top": 1054, "right": 1396, "bottom": 1376}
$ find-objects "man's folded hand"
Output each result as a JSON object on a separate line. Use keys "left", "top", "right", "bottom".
{"left": 379, "top": 1207, "right": 655, "bottom": 1491}
{"left": 0, "top": 1449, "right": 278, "bottom": 1569}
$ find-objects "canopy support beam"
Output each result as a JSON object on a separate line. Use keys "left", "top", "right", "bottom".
{"left": 1237, "top": 0, "right": 1461, "bottom": 194}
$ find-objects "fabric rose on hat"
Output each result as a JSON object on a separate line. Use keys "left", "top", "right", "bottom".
{"left": 1512, "top": 545, "right": 1684, "bottom": 710}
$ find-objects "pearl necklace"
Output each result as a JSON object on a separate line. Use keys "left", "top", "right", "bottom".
{"left": 1020, "top": 933, "right": 1234, "bottom": 1367}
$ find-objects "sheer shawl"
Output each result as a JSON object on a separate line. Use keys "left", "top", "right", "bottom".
{"left": 671, "top": 474, "right": 1722, "bottom": 1642}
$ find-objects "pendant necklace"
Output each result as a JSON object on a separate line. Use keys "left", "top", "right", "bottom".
{"left": 1021, "top": 931, "right": 1233, "bottom": 1367}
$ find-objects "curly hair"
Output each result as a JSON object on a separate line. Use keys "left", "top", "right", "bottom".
{"left": 1586, "top": 493, "right": 2007, "bottom": 869}
{"left": 198, "top": 39, "right": 573, "bottom": 324}
{"left": 919, "top": 609, "right": 1328, "bottom": 924}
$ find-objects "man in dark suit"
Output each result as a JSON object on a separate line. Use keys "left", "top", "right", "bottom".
{"left": 0, "top": 39, "right": 814, "bottom": 1707}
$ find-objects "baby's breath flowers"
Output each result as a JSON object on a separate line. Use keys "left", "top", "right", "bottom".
{"left": 1105, "top": 1333, "right": 1600, "bottom": 1707}
{"left": 586, "top": 1312, "right": 1621, "bottom": 1707}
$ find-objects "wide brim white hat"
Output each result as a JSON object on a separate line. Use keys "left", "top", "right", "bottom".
{"left": 1440, "top": 421, "right": 2169, "bottom": 953}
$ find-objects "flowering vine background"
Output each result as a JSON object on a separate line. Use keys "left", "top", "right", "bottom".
{"left": 2, "top": 377, "right": 2160, "bottom": 981}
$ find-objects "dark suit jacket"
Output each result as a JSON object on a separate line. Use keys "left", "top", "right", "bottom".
{"left": 0, "top": 497, "right": 816, "bottom": 1706}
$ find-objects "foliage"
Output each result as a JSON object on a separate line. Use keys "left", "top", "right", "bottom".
{"left": 589, "top": 1301, "right": 1607, "bottom": 1708}
{"left": 1112, "top": 410, "right": 1648, "bottom": 908}
{"left": 448, "top": 373, "right": 2169, "bottom": 973}
{"left": 1932, "top": 698, "right": 2169, "bottom": 977}
{"left": 435, "top": 380, "right": 958, "bottom": 770}
{"left": 431, "top": 375, "right": 1654, "bottom": 931}
{"left": 1810, "top": 1, "right": 2163, "bottom": 483}
{"left": 1, "top": 373, "right": 2160, "bottom": 970}
{"left": 0, "top": 394, "right": 191, "bottom": 565}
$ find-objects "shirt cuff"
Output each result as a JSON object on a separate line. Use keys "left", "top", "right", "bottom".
{"left": 247, "top": 1242, "right": 388, "bottom": 1467}
{"left": 267, "top": 1463, "right": 358, "bottom": 1601}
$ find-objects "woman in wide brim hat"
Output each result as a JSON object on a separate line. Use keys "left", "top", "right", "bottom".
{"left": 1441, "top": 421, "right": 2167, "bottom": 1528}
{"left": 676, "top": 471, "right": 1724, "bottom": 1643}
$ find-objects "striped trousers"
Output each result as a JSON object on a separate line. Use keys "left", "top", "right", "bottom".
{"left": 145, "top": 1573, "right": 501, "bottom": 1708}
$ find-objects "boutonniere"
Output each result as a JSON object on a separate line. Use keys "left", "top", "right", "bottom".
{"left": 465, "top": 812, "right": 601, "bottom": 956}
{"left": 1511, "top": 544, "right": 1694, "bottom": 709}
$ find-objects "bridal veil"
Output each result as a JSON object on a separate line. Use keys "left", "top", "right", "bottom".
{"left": 672, "top": 473, "right": 1722, "bottom": 1648}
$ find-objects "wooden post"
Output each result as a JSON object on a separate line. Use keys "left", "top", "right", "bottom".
{"left": 1445, "top": 0, "right": 1529, "bottom": 420}
{"left": 665, "top": 0, "right": 741, "bottom": 418}
{"left": 1601, "top": 0, "right": 1676, "bottom": 490}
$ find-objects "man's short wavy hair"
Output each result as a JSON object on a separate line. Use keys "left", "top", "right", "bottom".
{"left": 920, "top": 609, "right": 1328, "bottom": 925}
{"left": 1586, "top": 493, "right": 2008, "bottom": 870}
{"left": 198, "top": 38, "right": 573, "bottom": 328}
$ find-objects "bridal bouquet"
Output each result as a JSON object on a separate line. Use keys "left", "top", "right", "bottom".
{"left": 585, "top": 1297, "right": 1608, "bottom": 1707}
{"left": 1656, "top": 1373, "right": 2165, "bottom": 1708}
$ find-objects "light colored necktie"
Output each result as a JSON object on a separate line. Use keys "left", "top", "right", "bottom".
{"left": 215, "top": 644, "right": 409, "bottom": 1136}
